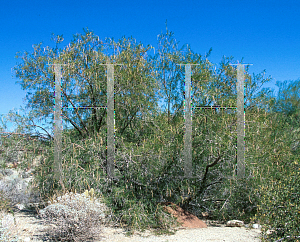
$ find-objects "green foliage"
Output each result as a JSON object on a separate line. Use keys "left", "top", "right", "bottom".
{"left": 271, "top": 79, "right": 300, "bottom": 118}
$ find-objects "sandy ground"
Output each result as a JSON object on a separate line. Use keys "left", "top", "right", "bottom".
{"left": 1, "top": 210, "right": 262, "bottom": 242}
{"left": 99, "top": 225, "right": 262, "bottom": 242}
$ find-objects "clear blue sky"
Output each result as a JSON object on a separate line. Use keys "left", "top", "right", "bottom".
{"left": 1, "top": 0, "right": 300, "bottom": 133}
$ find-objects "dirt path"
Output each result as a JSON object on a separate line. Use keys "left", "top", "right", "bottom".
{"left": 1, "top": 210, "right": 262, "bottom": 242}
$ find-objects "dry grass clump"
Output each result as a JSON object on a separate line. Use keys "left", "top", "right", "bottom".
{"left": 39, "top": 189, "right": 110, "bottom": 241}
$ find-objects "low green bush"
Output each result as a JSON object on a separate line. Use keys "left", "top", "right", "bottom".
{"left": 255, "top": 162, "right": 300, "bottom": 242}
{"left": 208, "top": 174, "right": 261, "bottom": 224}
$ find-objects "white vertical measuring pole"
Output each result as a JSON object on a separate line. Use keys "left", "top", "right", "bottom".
{"left": 184, "top": 64, "right": 192, "bottom": 178}
{"left": 54, "top": 64, "right": 63, "bottom": 187}
{"left": 236, "top": 64, "right": 245, "bottom": 179}
{"left": 92, "top": 62, "right": 122, "bottom": 179}
{"left": 107, "top": 64, "right": 115, "bottom": 178}
{"left": 177, "top": 63, "right": 200, "bottom": 178}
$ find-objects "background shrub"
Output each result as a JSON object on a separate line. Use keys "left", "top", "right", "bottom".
{"left": 0, "top": 169, "right": 41, "bottom": 209}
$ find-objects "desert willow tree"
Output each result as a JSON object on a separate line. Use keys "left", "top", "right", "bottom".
{"left": 13, "top": 29, "right": 161, "bottom": 143}
{"left": 12, "top": 29, "right": 163, "bottom": 189}
{"left": 147, "top": 23, "right": 275, "bottom": 209}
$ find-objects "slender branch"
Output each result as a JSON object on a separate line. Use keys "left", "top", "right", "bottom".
{"left": 0, "top": 131, "right": 46, "bottom": 141}
{"left": 180, "top": 153, "right": 223, "bottom": 207}
{"left": 201, "top": 154, "right": 222, "bottom": 187}
{"left": 61, "top": 113, "right": 84, "bottom": 137}
{"left": 28, "top": 119, "right": 54, "bottom": 140}
{"left": 203, "top": 179, "right": 224, "bottom": 190}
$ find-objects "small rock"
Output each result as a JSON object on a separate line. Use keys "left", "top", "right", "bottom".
{"left": 15, "top": 203, "right": 26, "bottom": 210}
{"left": 252, "top": 223, "right": 261, "bottom": 229}
{"left": 226, "top": 220, "right": 244, "bottom": 227}
{"left": 23, "top": 237, "right": 31, "bottom": 242}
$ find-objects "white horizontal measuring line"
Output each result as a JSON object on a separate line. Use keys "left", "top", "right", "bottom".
{"left": 229, "top": 64, "right": 253, "bottom": 66}
{"left": 193, "top": 106, "right": 237, "bottom": 109}
{"left": 62, "top": 106, "right": 106, "bottom": 109}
